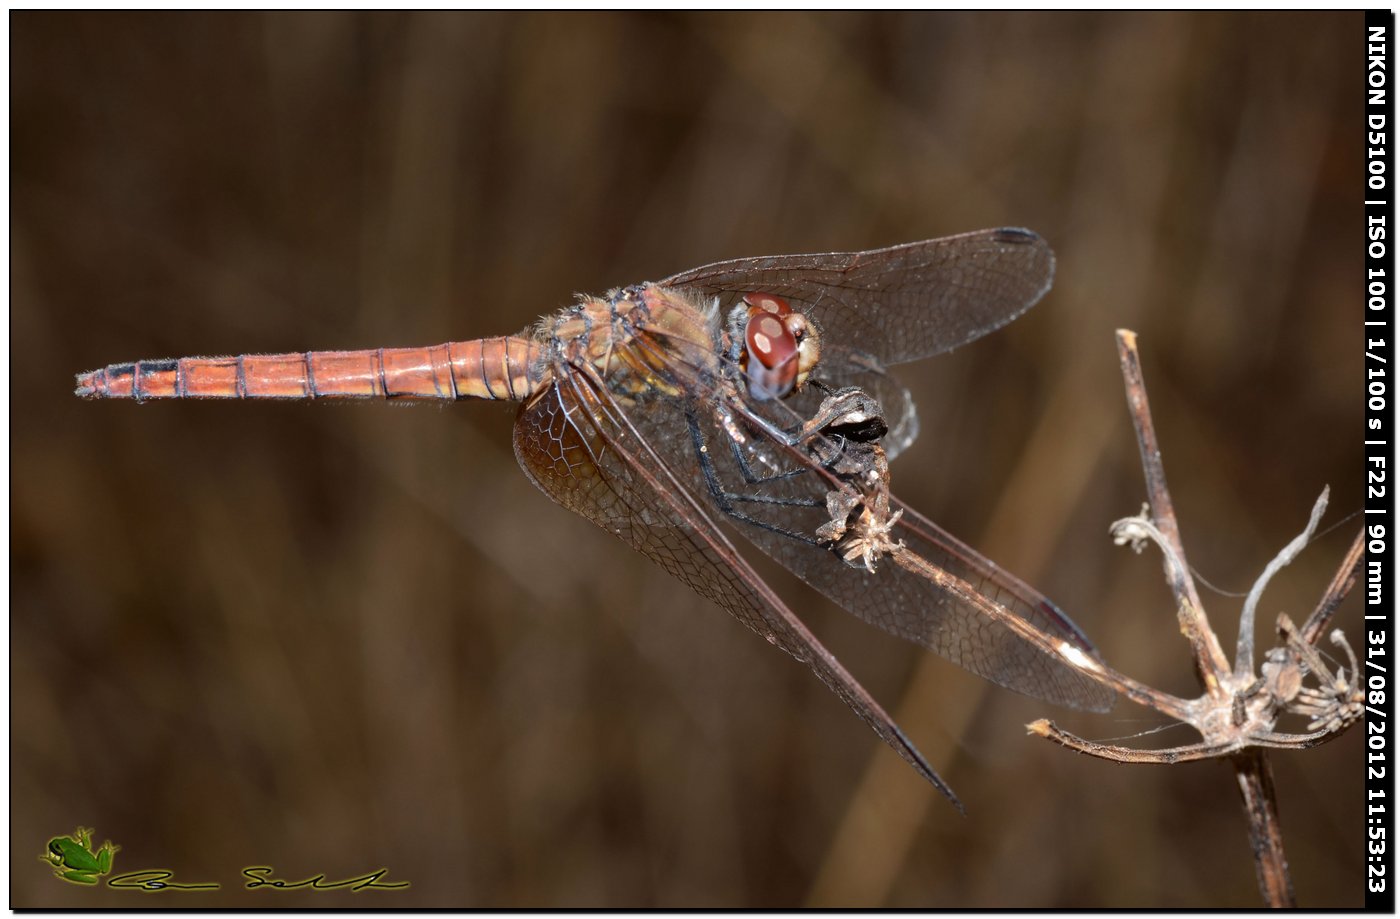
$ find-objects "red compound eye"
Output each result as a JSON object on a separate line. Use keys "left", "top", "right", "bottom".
{"left": 742, "top": 294, "right": 801, "bottom": 399}
{"left": 743, "top": 293, "right": 792, "bottom": 317}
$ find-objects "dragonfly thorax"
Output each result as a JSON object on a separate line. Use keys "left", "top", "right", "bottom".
{"left": 538, "top": 286, "right": 722, "bottom": 401}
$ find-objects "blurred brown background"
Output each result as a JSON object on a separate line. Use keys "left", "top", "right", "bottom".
{"left": 13, "top": 11, "right": 1364, "bottom": 907}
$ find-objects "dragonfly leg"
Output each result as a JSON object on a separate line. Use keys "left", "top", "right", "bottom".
{"left": 720, "top": 434, "right": 821, "bottom": 491}
{"left": 721, "top": 386, "right": 885, "bottom": 489}
{"left": 685, "top": 410, "right": 822, "bottom": 544}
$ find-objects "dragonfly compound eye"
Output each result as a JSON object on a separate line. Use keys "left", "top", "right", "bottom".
{"left": 741, "top": 293, "right": 819, "bottom": 400}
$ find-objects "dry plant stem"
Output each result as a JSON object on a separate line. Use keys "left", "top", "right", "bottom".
{"left": 1115, "top": 330, "right": 1232, "bottom": 694}
{"left": 1300, "top": 527, "right": 1364, "bottom": 645}
{"left": 1030, "top": 711, "right": 1355, "bottom": 761}
{"left": 1029, "top": 507, "right": 1364, "bottom": 902}
{"left": 1235, "top": 487, "right": 1329, "bottom": 681}
{"left": 1233, "top": 750, "right": 1295, "bottom": 908}
{"left": 891, "top": 332, "right": 1355, "bottom": 906}
{"left": 1113, "top": 330, "right": 1300, "bottom": 908}
{"left": 1025, "top": 334, "right": 1360, "bottom": 908}
{"left": 1029, "top": 719, "right": 1242, "bottom": 763}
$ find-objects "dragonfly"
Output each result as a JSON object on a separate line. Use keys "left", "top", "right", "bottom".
{"left": 76, "top": 227, "right": 1113, "bottom": 810}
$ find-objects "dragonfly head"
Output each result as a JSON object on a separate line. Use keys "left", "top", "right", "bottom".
{"left": 739, "top": 293, "right": 822, "bottom": 400}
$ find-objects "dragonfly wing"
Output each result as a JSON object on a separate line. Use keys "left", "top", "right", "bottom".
{"left": 890, "top": 498, "right": 1100, "bottom": 656}
{"left": 733, "top": 488, "right": 1112, "bottom": 712}
{"left": 511, "top": 374, "right": 963, "bottom": 807}
{"left": 885, "top": 498, "right": 1113, "bottom": 711}
{"left": 659, "top": 228, "right": 1054, "bottom": 367}
{"left": 650, "top": 398, "right": 1114, "bottom": 713}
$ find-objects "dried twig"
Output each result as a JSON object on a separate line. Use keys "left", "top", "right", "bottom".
{"left": 1018, "top": 331, "right": 1362, "bottom": 907}
{"left": 1234, "top": 750, "right": 1294, "bottom": 908}
{"left": 814, "top": 330, "right": 1359, "bottom": 906}
{"left": 1115, "top": 331, "right": 1232, "bottom": 694}
{"left": 1236, "top": 487, "right": 1329, "bottom": 680}
{"left": 1300, "top": 527, "right": 1364, "bottom": 645}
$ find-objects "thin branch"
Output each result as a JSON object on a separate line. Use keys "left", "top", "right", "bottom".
{"left": 1115, "top": 330, "right": 1232, "bottom": 692}
{"left": 866, "top": 331, "right": 1353, "bottom": 907}
{"left": 1235, "top": 487, "right": 1329, "bottom": 680}
{"left": 1242, "top": 727, "right": 1361, "bottom": 750}
{"left": 1299, "top": 527, "right": 1364, "bottom": 646}
{"left": 1232, "top": 750, "right": 1295, "bottom": 908}
{"left": 1104, "top": 330, "right": 1353, "bottom": 908}
{"left": 1029, "top": 719, "right": 1241, "bottom": 764}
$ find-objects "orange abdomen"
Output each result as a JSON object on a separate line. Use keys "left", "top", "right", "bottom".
{"left": 74, "top": 337, "right": 547, "bottom": 403}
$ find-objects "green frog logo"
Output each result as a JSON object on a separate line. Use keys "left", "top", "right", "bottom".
{"left": 41, "top": 827, "right": 119, "bottom": 885}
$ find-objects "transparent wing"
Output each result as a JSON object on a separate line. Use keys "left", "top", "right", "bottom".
{"left": 511, "top": 373, "right": 963, "bottom": 807}
{"left": 659, "top": 227, "right": 1055, "bottom": 367}
{"left": 623, "top": 387, "right": 1113, "bottom": 713}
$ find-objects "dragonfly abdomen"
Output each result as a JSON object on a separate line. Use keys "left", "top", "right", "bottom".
{"left": 74, "top": 337, "right": 546, "bottom": 403}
